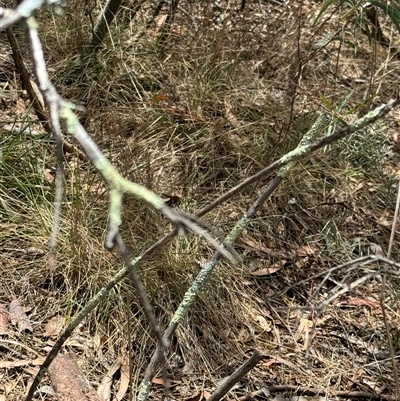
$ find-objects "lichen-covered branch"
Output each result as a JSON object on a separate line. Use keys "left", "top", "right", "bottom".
{"left": 136, "top": 100, "right": 400, "bottom": 401}
{"left": 199, "top": 100, "right": 399, "bottom": 216}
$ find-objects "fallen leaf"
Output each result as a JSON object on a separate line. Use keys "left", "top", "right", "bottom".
{"left": 239, "top": 238, "right": 272, "bottom": 254}
{"left": 296, "top": 245, "right": 318, "bottom": 257}
{"left": 203, "top": 390, "right": 212, "bottom": 399}
{"left": 257, "top": 315, "right": 271, "bottom": 332}
{"left": 262, "top": 356, "right": 298, "bottom": 371}
{"left": 153, "top": 93, "right": 168, "bottom": 103}
{"left": 250, "top": 264, "right": 282, "bottom": 276}
{"left": 342, "top": 297, "right": 380, "bottom": 308}
{"left": 0, "top": 357, "right": 45, "bottom": 368}
{"left": 9, "top": 299, "right": 33, "bottom": 333}
{"left": 152, "top": 377, "right": 166, "bottom": 386}
{"left": 44, "top": 316, "right": 66, "bottom": 337}
{"left": 115, "top": 354, "right": 130, "bottom": 401}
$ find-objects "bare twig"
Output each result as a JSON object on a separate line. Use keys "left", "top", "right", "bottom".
{"left": 114, "top": 234, "right": 169, "bottom": 388}
{"left": 207, "top": 350, "right": 264, "bottom": 401}
{"left": 314, "top": 256, "right": 400, "bottom": 310}
{"left": 6, "top": 27, "right": 49, "bottom": 128}
{"left": 271, "top": 255, "right": 371, "bottom": 300}
{"left": 239, "top": 384, "right": 397, "bottom": 401}
{"left": 6, "top": 23, "right": 65, "bottom": 261}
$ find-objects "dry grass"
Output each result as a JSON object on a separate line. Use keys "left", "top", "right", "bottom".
{"left": 1, "top": 0, "right": 400, "bottom": 400}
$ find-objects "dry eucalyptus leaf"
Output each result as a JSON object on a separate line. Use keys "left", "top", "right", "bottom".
{"left": 115, "top": 354, "right": 130, "bottom": 401}
{"left": 250, "top": 264, "right": 282, "bottom": 277}
{"left": 44, "top": 316, "right": 66, "bottom": 337}
{"left": 97, "top": 359, "right": 121, "bottom": 401}
{"left": 296, "top": 245, "right": 318, "bottom": 257}
{"left": 9, "top": 299, "right": 33, "bottom": 333}
{"left": 0, "top": 357, "right": 44, "bottom": 368}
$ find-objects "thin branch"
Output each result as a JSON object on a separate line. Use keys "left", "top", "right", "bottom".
{"left": 207, "top": 350, "right": 264, "bottom": 401}
{"left": 315, "top": 256, "right": 400, "bottom": 310}
{"left": 6, "top": 23, "right": 65, "bottom": 259}
{"left": 114, "top": 234, "right": 167, "bottom": 358}
{"left": 239, "top": 384, "right": 397, "bottom": 401}
{"left": 81, "top": 0, "right": 123, "bottom": 59}
{"left": 271, "top": 255, "right": 372, "bottom": 300}
{"left": 198, "top": 99, "right": 400, "bottom": 216}
{"left": 6, "top": 27, "right": 49, "bottom": 128}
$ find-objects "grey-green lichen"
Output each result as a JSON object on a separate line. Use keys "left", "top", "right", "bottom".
{"left": 59, "top": 104, "right": 79, "bottom": 133}
{"left": 171, "top": 260, "right": 217, "bottom": 324}
{"left": 137, "top": 382, "right": 152, "bottom": 401}
{"left": 225, "top": 216, "right": 250, "bottom": 245}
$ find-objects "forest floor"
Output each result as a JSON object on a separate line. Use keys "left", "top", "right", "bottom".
{"left": 1, "top": 1, "right": 400, "bottom": 400}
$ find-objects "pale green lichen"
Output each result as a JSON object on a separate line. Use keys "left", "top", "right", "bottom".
{"left": 225, "top": 216, "right": 250, "bottom": 245}
{"left": 109, "top": 189, "right": 123, "bottom": 227}
{"left": 59, "top": 104, "right": 79, "bottom": 133}
{"left": 137, "top": 382, "right": 152, "bottom": 401}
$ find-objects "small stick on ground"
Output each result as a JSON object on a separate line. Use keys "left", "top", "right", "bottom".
{"left": 207, "top": 350, "right": 264, "bottom": 401}
{"left": 238, "top": 385, "right": 397, "bottom": 401}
